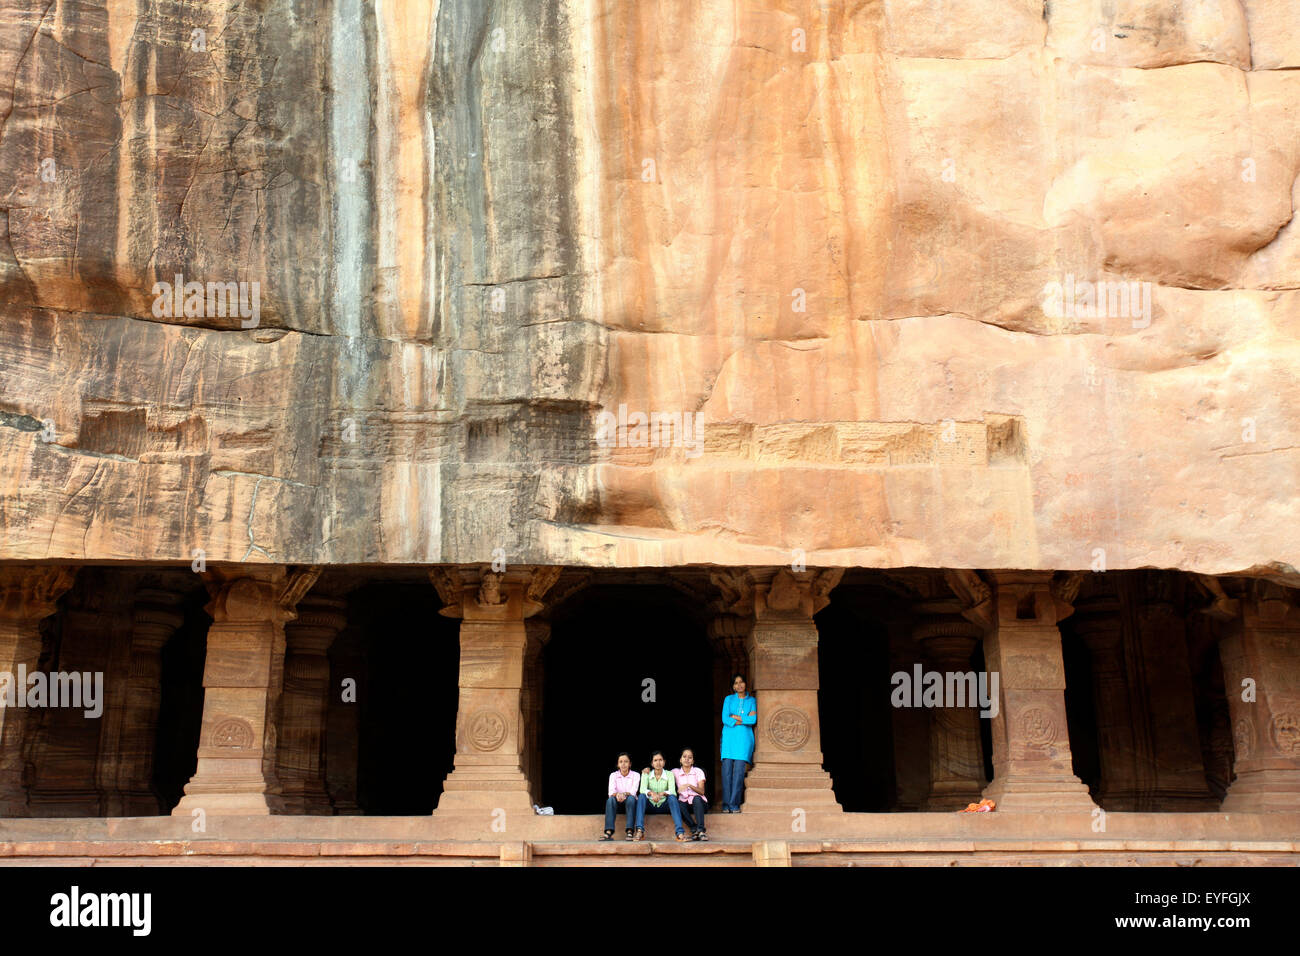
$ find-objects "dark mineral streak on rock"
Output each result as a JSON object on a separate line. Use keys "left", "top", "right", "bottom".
{"left": 431, "top": 0, "right": 601, "bottom": 562}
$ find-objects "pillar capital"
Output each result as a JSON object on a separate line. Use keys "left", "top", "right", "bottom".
{"left": 130, "top": 588, "right": 187, "bottom": 651}
{"left": 707, "top": 614, "right": 752, "bottom": 667}
{"left": 707, "top": 614, "right": 751, "bottom": 641}
{"left": 1241, "top": 581, "right": 1300, "bottom": 630}
{"left": 751, "top": 567, "right": 842, "bottom": 619}
{"left": 285, "top": 596, "right": 347, "bottom": 655}
{"left": 1133, "top": 570, "right": 1183, "bottom": 614}
{"left": 1074, "top": 616, "right": 1122, "bottom": 653}
{"left": 202, "top": 565, "right": 320, "bottom": 626}
{"left": 912, "top": 614, "right": 983, "bottom": 657}
{"left": 0, "top": 565, "right": 77, "bottom": 622}
{"left": 708, "top": 567, "right": 841, "bottom": 620}
{"left": 986, "top": 570, "right": 1081, "bottom": 627}
{"left": 430, "top": 565, "right": 562, "bottom": 621}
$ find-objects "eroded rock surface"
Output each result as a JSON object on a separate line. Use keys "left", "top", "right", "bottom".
{"left": 0, "top": 0, "right": 1296, "bottom": 575}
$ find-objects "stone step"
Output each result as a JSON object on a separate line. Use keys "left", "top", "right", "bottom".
{"left": 0, "top": 836, "right": 1296, "bottom": 866}
{"left": 3, "top": 811, "right": 1300, "bottom": 845}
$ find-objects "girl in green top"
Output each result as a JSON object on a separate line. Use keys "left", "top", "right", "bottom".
{"left": 634, "top": 750, "right": 687, "bottom": 841}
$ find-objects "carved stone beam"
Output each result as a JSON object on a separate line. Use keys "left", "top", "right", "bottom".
{"left": 1192, "top": 574, "right": 1242, "bottom": 622}
{"left": 278, "top": 566, "right": 322, "bottom": 620}
{"left": 944, "top": 569, "right": 994, "bottom": 633}
{"left": 708, "top": 569, "right": 754, "bottom": 616}
{"left": 1050, "top": 571, "right": 1087, "bottom": 622}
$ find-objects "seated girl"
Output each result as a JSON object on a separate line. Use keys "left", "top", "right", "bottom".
{"left": 602, "top": 752, "right": 640, "bottom": 841}
{"left": 635, "top": 750, "right": 687, "bottom": 842}
{"left": 673, "top": 748, "right": 708, "bottom": 841}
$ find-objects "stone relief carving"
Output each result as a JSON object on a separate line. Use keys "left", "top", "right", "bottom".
{"left": 1270, "top": 712, "right": 1299, "bottom": 756}
{"left": 476, "top": 571, "right": 506, "bottom": 607}
{"left": 212, "top": 718, "right": 255, "bottom": 749}
{"left": 768, "top": 707, "right": 811, "bottom": 751}
{"left": 467, "top": 709, "right": 508, "bottom": 752}
{"left": 1234, "top": 717, "right": 1253, "bottom": 759}
{"left": 1017, "top": 706, "right": 1056, "bottom": 747}
{"left": 766, "top": 571, "right": 800, "bottom": 610}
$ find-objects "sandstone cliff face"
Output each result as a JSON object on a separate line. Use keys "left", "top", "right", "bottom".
{"left": 0, "top": 0, "right": 1296, "bottom": 575}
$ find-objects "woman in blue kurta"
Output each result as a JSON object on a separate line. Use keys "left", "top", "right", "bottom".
{"left": 720, "top": 674, "right": 757, "bottom": 812}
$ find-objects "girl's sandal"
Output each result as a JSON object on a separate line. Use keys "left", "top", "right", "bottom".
{"left": 634, "top": 828, "right": 645, "bottom": 842}
{"left": 675, "top": 832, "right": 688, "bottom": 842}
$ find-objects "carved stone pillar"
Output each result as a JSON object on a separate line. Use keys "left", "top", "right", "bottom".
{"left": 173, "top": 566, "right": 319, "bottom": 816}
{"left": 521, "top": 619, "right": 549, "bottom": 806}
{"left": 1125, "top": 573, "right": 1215, "bottom": 808}
{"left": 1072, "top": 602, "right": 1136, "bottom": 808}
{"left": 105, "top": 587, "right": 186, "bottom": 815}
{"left": 24, "top": 569, "right": 131, "bottom": 816}
{"left": 709, "top": 616, "right": 750, "bottom": 701}
{"left": 325, "top": 625, "right": 365, "bottom": 814}
{"left": 888, "top": 627, "right": 929, "bottom": 811}
{"left": 91, "top": 579, "right": 140, "bottom": 817}
{"left": 429, "top": 565, "right": 561, "bottom": 815}
{"left": 1072, "top": 578, "right": 1216, "bottom": 810}
{"left": 963, "top": 571, "right": 1095, "bottom": 812}
{"left": 914, "top": 615, "right": 987, "bottom": 810}
{"left": 1203, "top": 685, "right": 1235, "bottom": 803}
{"left": 278, "top": 596, "right": 346, "bottom": 814}
{"left": 738, "top": 568, "right": 842, "bottom": 813}
{"left": 1217, "top": 583, "right": 1300, "bottom": 811}
{"left": 0, "top": 566, "right": 76, "bottom": 816}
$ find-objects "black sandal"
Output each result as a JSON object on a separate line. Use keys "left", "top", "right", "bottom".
{"left": 600, "top": 830, "right": 614, "bottom": 841}
{"left": 625, "top": 829, "right": 634, "bottom": 841}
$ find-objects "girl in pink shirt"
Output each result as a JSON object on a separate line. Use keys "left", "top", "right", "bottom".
{"left": 673, "top": 748, "right": 708, "bottom": 841}
{"left": 602, "top": 752, "right": 640, "bottom": 840}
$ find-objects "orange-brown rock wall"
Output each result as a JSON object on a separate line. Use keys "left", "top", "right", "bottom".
{"left": 0, "top": 1, "right": 1296, "bottom": 574}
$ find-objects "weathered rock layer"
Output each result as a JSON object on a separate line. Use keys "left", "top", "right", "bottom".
{"left": 0, "top": 0, "right": 1297, "bottom": 573}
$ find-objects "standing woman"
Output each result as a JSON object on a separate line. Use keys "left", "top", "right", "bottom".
{"left": 720, "top": 674, "right": 756, "bottom": 812}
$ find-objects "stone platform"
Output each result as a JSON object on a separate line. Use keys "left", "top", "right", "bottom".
{"left": 2, "top": 813, "right": 1296, "bottom": 866}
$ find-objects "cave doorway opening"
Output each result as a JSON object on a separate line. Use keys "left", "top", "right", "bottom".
{"left": 540, "top": 586, "right": 713, "bottom": 814}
